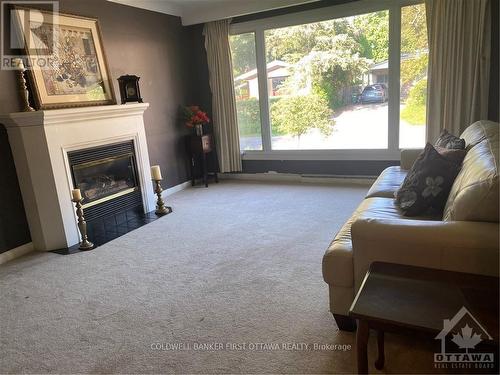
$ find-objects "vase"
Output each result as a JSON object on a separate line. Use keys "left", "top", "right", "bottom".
{"left": 195, "top": 123, "right": 203, "bottom": 136}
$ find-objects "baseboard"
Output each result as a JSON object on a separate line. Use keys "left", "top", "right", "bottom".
{"left": 162, "top": 180, "right": 191, "bottom": 197}
{"left": 218, "top": 172, "right": 375, "bottom": 186}
{"left": 0, "top": 242, "right": 34, "bottom": 265}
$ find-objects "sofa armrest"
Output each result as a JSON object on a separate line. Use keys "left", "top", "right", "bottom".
{"left": 400, "top": 148, "right": 423, "bottom": 170}
{"left": 351, "top": 218, "right": 499, "bottom": 290}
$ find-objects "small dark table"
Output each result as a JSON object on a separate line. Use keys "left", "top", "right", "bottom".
{"left": 349, "top": 262, "right": 499, "bottom": 374}
{"left": 189, "top": 134, "right": 218, "bottom": 187}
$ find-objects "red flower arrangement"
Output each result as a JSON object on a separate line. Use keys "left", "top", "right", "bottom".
{"left": 183, "top": 105, "right": 210, "bottom": 128}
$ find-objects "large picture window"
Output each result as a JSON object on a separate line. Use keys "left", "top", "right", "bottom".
{"left": 266, "top": 11, "right": 389, "bottom": 150}
{"left": 230, "top": 1, "right": 428, "bottom": 158}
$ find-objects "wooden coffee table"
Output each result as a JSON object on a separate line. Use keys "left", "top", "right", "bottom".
{"left": 349, "top": 262, "right": 499, "bottom": 374}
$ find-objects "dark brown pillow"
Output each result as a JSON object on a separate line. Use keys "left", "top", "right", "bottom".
{"left": 395, "top": 143, "right": 465, "bottom": 216}
{"left": 434, "top": 129, "right": 466, "bottom": 149}
{"left": 434, "top": 146, "right": 467, "bottom": 165}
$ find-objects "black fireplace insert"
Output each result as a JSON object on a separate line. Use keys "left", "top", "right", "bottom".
{"left": 68, "top": 141, "right": 143, "bottom": 223}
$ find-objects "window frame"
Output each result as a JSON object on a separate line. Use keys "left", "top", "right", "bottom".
{"left": 230, "top": 0, "right": 425, "bottom": 161}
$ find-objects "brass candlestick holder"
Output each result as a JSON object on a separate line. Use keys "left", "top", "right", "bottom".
{"left": 72, "top": 198, "right": 94, "bottom": 250}
{"left": 153, "top": 179, "right": 172, "bottom": 215}
{"left": 12, "top": 58, "right": 35, "bottom": 112}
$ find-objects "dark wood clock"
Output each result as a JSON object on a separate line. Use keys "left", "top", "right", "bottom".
{"left": 117, "top": 75, "right": 143, "bottom": 104}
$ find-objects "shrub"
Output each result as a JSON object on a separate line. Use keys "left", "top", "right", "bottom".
{"left": 270, "top": 94, "right": 334, "bottom": 140}
{"left": 401, "top": 79, "right": 427, "bottom": 125}
{"left": 235, "top": 98, "right": 261, "bottom": 136}
{"left": 236, "top": 97, "right": 286, "bottom": 137}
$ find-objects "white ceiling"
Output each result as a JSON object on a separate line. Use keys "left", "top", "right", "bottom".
{"left": 106, "top": 0, "right": 320, "bottom": 25}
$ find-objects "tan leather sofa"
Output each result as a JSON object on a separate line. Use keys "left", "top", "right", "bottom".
{"left": 322, "top": 120, "right": 499, "bottom": 331}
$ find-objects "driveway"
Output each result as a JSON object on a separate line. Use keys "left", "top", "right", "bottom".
{"left": 240, "top": 103, "right": 425, "bottom": 151}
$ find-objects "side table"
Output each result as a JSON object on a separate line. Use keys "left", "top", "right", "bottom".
{"left": 349, "top": 262, "right": 499, "bottom": 374}
{"left": 189, "top": 133, "right": 218, "bottom": 187}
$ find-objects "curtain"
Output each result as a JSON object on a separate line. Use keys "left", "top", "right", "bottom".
{"left": 203, "top": 20, "right": 242, "bottom": 173}
{"left": 425, "top": 0, "right": 491, "bottom": 142}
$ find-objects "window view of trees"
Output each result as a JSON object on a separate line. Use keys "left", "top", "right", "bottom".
{"left": 230, "top": 32, "right": 263, "bottom": 150}
{"left": 230, "top": 4, "right": 428, "bottom": 151}
{"left": 400, "top": 3, "right": 428, "bottom": 148}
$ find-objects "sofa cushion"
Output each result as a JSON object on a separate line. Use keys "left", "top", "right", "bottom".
{"left": 401, "top": 149, "right": 424, "bottom": 170}
{"left": 395, "top": 143, "right": 464, "bottom": 216}
{"left": 443, "top": 122, "right": 499, "bottom": 222}
{"left": 322, "top": 197, "right": 437, "bottom": 287}
{"left": 365, "top": 166, "right": 407, "bottom": 198}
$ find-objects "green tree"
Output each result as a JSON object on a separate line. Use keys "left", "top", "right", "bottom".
{"left": 401, "top": 4, "right": 428, "bottom": 89}
{"left": 265, "top": 19, "right": 353, "bottom": 63}
{"left": 284, "top": 34, "right": 370, "bottom": 109}
{"left": 270, "top": 94, "right": 333, "bottom": 144}
{"left": 353, "top": 11, "right": 389, "bottom": 62}
{"left": 229, "top": 33, "right": 256, "bottom": 77}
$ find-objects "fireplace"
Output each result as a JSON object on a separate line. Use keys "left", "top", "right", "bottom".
{"left": 0, "top": 103, "right": 157, "bottom": 251}
{"left": 68, "top": 141, "right": 143, "bottom": 222}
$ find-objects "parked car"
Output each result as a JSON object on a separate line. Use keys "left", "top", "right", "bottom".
{"left": 360, "top": 84, "right": 388, "bottom": 104}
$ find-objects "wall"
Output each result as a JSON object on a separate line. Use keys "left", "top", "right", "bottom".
{"left": 0, "top": 0, "right": 198, "bottom": 253}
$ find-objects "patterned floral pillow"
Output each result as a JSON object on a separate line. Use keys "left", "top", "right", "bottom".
{"left": 434, "top": 129, "right": 466, "bottom": 149}
{"left": 395, "top": 143, "right": 465, "bottom": 216}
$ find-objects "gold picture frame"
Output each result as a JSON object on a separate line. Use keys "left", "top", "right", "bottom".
{"left": 11, "top": 7, "right": 116, "bottom": 109}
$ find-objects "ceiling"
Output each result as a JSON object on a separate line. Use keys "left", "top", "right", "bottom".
{"left": 106, "top": 0, "right": 320, "bottom": 25}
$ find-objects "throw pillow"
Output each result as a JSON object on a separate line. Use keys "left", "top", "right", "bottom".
{"left": 434, "top": 146, "right": 467, "bottom": 165}
{"left": 434, "top": 129, "right": 466, "bottom": 149}
{"left": 395, "top": 143, "right": 465, "bottom": 216}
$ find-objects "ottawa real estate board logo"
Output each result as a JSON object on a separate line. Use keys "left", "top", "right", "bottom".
{"left": 434, "top": 306, "right": 495, "bottom": 370}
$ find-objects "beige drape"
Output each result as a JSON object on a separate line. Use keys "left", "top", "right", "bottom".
{"left": 425, "top": 0, "right": 491, "bottom": 142}
{"left": 203, "top": 20, "right": 242, "bottom": 173}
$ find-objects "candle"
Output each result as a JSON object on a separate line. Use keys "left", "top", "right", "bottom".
{"left": 151, "top": 165, "right": 162, "bottom": 180}
{"left": 72, "top": 188, "right": 82, "bottom": 201}
{"left": 12, "top": 58, "right": 24, "bottom": 70}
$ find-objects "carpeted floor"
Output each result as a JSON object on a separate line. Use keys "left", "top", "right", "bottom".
{"left": 1, "top": 181, "right": 438, "bottom": 374}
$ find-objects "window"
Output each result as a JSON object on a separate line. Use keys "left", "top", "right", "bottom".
{"left": 399, "top": 3, "right": 428, "bottom": 148}
{"left": 230, "top": 1, "right": 428, "bottom": 157}
{"left": 265, "top": 11, "right": 389, "bottom": 150}
{"left": 229, "top": 32, "right": 263, "bottom": 151}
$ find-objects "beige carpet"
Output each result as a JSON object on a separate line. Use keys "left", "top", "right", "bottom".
{"left": 1, "top": 181, "right": 438, "bottom": 374}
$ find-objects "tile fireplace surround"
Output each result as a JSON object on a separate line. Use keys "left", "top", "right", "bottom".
{"left": 0, "top": 103, "right": 156, "bottom": 251}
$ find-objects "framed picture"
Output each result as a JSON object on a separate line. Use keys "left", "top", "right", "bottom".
{"left": 11, "top": 7, "right": 116, "bottom": 109}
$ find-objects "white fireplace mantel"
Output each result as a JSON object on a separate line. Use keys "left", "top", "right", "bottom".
{"left": 0, "top": 103, "right": 156, "bottom": 251}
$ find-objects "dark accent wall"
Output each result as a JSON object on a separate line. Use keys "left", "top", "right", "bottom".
{"left": 0, "top": 0, "right": 200, "bottom": 253}
{"left": 0, "top": 126, "right": 31, "bottom": 251}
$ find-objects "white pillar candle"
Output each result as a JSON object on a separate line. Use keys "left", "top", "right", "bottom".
{"left": 72, "top": 188, "right": 82, "bottom": 201}
{"left": 12, "top": 58, "right": 24, "bottom": 70}
{"left": 151, "top": 165, "right": 162, "bottom": 180}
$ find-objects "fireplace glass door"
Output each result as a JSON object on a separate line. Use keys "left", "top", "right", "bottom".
{"left": 72, "top": 153, "right": 138, "bottom": 207}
